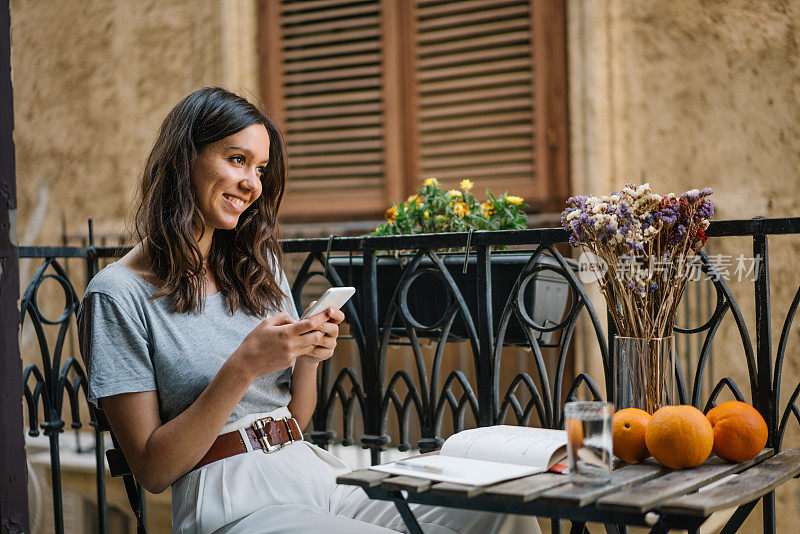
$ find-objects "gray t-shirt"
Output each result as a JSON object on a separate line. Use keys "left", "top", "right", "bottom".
{"left": 77, "top": 262, "right": 297, "bottom": 424}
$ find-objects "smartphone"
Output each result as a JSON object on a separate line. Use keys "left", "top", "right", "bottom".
{"left": 300, "top": 286, "right": 356, "bottom": 319}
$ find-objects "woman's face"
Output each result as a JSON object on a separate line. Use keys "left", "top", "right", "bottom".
{"left": 191, "top": 123, "right": 270, "bottom": 233}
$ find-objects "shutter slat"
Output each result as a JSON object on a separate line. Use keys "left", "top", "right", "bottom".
{"left": 420, "top": 164, "right": 533, "bottom": 181}
{"left": 288, "top": 177, "right": 384, "bottom": 191}
{"left": 420, "top": 71, "right": 531, "bottom": 94}
{"left": 422, "top": 124, "right": 533, "bottom": 144}
{"left": 284, "top": 53, "right": 380, "bottom": 73}
{"left": 421, "top": 137, "right": 531, "bottom": 157}
{"left": 288, "top": 114, "right": 381, "bottom": 131}
{"left": 284, "top": 28, "right": 380, "bottom": 53}
{"left": 287, "top": 102, "right": 382, "bottom": 119}
{"left": 287, "top": 89, "right": 381, "bottom": 109}
{"left": 289, "top": 139, "right": 384, "bottom": 155}
{"left": 420, "top": 85, "right": 531, "bottom": 108}
{"left": 419, "top": 48, "right": 530, "bottom": 72}
{"left": 420, "top": 99, "right": 531, "bottom": 120}
{"left": 417, "top": 19, "right": 530, "bottom": 46}
{"left": 422, "top": 150, "right": 532, "bottom": 170}
{"left": 285, "top": 76, "right": 380, "bottom": 96}
{"left": 290, "top": 164, "right": 383, "bottom": 178}
{"left": 290, "top": 152, "right": 382, "bottom": 165}
{"left": 282, "top": 3, "right": 378, "bottom": 25}
{"left": 418, "top": 58, "right": 531, "bottom": 82}
{"left": 288, "top": 127, "right": 383, "bottom": 143}
{"left": 283, "top": 40, "right": 380, "bottom": 61}
{"left": 281, "top": 0, "right": 369, "bottom": 15}
{"left": 285, "top": 65, "right": 382, "bottom": 84}
{"left": 418, "top": 4, "right": 529, "bottom": 31}
{"left": 418, "top": 31, "right": 530, "bottom": 58}
{"left": 417, "top": 0, "right": 523, "bottom": 19}
{"left": 421, "top": 112, "right": 533, "bottom": 134}
{"left": 283, "top": 15, "right": 381, "bottom": 38}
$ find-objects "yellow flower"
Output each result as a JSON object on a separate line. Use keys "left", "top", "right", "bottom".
{"left": 423, "top": 177, "right": 439, "bottom": 187}
{"left": 506, "top": 195, "right": 524, "bottom": 205}
{"left": 453, "top": 202, "right": 470, "bottom": 217}
{"left": 424, "top": 210, "right": 430, "bottom": 218}
{"left": 447, "top": 189, "right": 462, "bottom": 198}
{"left": 481, "top": 202, "right": 495, "bottom": 217}
{"left": 407, "top": 194, "right": 421, "bottom": 204}
{"left": 385, "top": 206, "right": 398, "bottom": 223}
{"left": 460, "top": 179, "right": 474, "bottom": 191}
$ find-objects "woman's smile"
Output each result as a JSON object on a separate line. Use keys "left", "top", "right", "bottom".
{"left": 222, "top": 193, "right": 246, "bottom": 211}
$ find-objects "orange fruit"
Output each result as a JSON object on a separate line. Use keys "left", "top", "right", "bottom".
{"left": 645, "top": 405, "right": 713, "bottom": 469}
{"left": 613, "top": 408, "right": 651, "bottom": 463}
{"left": 706, "top": 401, "right": 768, "bottom": 462}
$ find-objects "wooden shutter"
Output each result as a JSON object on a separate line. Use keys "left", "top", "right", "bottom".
{"left": 411, "top": 0, "right": 567, "bottom": 210}
{"left": 259, "top": 0, "right": 401, "bottom": 222}
{"left": 259, "top": 0, "right": 568, "bottom": 221}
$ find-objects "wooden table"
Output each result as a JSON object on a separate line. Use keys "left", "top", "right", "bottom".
{"left": 337, "top": 449, "right": 800, "bottom": 534}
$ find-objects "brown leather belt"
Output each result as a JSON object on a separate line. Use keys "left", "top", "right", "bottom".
{"left": 192, "top": 416, "right": 303, "bottom": 472}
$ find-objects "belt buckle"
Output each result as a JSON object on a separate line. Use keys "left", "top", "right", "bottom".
{"left": 252, "top": 417, "right": 283, "bottom": 453}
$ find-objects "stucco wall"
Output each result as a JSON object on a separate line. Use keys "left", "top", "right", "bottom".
{"left": 9, "top": 0, "right": 243, "bottom": 246}
{"left": 569, "top": 1, "right": 800, "bottom": 532}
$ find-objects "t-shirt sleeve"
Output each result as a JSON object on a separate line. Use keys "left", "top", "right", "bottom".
{"left": 78, "top": 292, "right": 156, "bottom": 407}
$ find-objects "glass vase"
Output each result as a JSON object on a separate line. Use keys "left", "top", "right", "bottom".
{"left": 614, "top": 336, "right": 675, "bottom": 414}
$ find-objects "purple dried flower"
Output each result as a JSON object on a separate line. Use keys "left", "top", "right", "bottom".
{"left": 696, "top": 199, "right": 715, "bottom": 219}
{"left": 681, "top": 189, "right": 700, "bottom": 202}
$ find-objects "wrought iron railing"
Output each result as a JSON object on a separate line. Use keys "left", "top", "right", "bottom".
{"left": 18, "top": 216, "right": 800, "bottom": 533}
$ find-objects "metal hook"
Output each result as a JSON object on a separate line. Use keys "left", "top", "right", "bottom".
{"left": 323, "top": 234, "right": 335, "bottom": 278}
{"left": 462, "top": 228, "right": 474, "bottom": 274}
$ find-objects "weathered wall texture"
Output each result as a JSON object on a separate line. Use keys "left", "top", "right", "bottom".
{"left": 10, "top": 0, "right": 241, "bottom": 246}
{"left": 569, "top": 1, "right": 800, "bottom": 532}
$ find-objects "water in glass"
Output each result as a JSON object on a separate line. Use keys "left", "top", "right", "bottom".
{"left": 564, "top": 401, "right": 613, "bottom": 485}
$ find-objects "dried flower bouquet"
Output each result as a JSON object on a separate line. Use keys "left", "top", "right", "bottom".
{"left": 561, "top": 183, "right": 714, "bottom": 339}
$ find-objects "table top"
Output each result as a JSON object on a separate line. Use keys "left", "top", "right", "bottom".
{"left": 337, "top": 448, "right": 800, "bottom": 530}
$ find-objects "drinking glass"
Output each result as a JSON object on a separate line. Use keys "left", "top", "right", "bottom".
{"left": 564, "top": 401, "right": 614, "bottom": 485}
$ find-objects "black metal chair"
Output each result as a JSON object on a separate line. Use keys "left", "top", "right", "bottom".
{"left": 92, "top": 407, "right": 147, "bottom": 534}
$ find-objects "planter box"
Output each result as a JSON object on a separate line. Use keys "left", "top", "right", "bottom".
{"left": 328, "top": 253, "right": 576, "bottom": 346}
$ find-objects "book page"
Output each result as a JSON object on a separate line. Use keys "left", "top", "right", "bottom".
{"left": 370, "top": 455, "right": 543, "bottom": 486}
{"left": 440, "top": 425, "right": 567, "bottom": 469}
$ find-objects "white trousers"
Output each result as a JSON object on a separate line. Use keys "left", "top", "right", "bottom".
{"left": 171, "top": 408, "right": 542, "bottom": 534}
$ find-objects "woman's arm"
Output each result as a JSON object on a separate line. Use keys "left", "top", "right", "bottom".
{"left": 101, "top": 311, "right": 331, "bottom": 494}
{"left": 288, "top": 307, "right": 345, "bottom": 428}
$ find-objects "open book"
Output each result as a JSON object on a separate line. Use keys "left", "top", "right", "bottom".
{"left": 370, "top": 425, "right": 567, "bottom": 486}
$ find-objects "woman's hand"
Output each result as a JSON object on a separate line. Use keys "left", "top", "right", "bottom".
{"left": 298, "top": 306, "right": 345, "bottom": 365}
{"left": 231, "top": 311, "right": 331, "bottom": 380}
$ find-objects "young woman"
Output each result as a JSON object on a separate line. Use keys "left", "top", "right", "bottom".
{"left": 78, "top": 87, "right": 539, "bottom": 533}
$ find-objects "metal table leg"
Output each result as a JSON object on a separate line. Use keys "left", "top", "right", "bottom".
{"left": 720, "top": 499, "right": 760, "bottom": 534}
{"left": 391, "top": 492, "right": 424, "bottom": 534}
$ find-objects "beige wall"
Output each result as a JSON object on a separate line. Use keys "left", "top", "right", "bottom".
{"left": 10, "top": 0, "right": 800, "bottom": 532}
{"left": 568, "top": 1, "right": 800, "bottom": 532}
{"left": 10, "top": 0, "right": 261, "bottom": 248}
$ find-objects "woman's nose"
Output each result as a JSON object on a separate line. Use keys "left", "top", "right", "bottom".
{"left": 241, "top": 169, "right": 261, "bottom": 193}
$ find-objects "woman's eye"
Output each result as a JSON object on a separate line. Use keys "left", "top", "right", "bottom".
{"left": 230, "top": 155, "right": 245, "bottom": 165}
{"left": 257, "top": 166, "right": 266, "bottom": 175}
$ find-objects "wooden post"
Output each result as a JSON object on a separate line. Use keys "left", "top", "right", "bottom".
{"left": 0, "top": 0, "right": 29, "bottom": 532}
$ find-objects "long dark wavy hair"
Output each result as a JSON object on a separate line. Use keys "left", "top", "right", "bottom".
{"left": 135, "top": 87, "right": 287, "bottom": 315}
